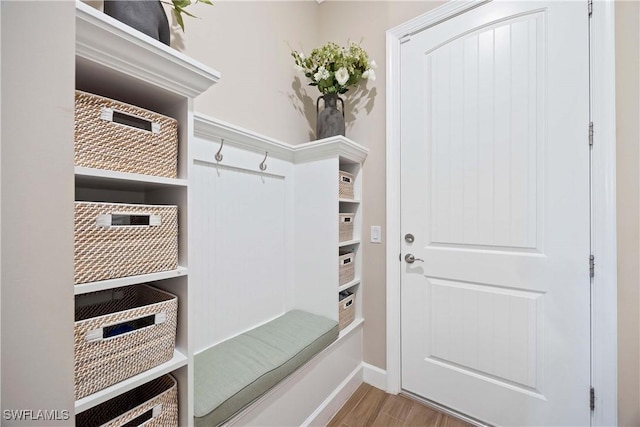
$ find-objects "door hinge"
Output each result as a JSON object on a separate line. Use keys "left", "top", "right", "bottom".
{"left": 590, "top": 386, "right": 595, "bottom": 411}
{"left": 588, "top": 0, "right": 593, "bottom": 17}
{"left": 590, "top": 255, "right": 595, "bottom": 278}
{"left": 589, "top": 122, "right": 594, "bottom": 147}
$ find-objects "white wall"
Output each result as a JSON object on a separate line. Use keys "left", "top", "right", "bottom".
{"left": 182, "top": 1, "right": 319, "bottom": 144}
{"left": 615, "top": 1, "right": 640, "bottom": 425}
{"left": 1, "top": 1, "right": 75, "bottom": 424}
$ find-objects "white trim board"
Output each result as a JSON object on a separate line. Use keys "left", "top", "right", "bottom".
{"left": 194, "top": 113, "right": 369, "bottom": 164}
{"left": 589, "top": 1, "right": 618, "bottom": 424}
{"left": 362, "top": 363, "right": 387, "bottom": 391}
{"left": 385, "top": 1, "right": 617, "bottom": 425}
{"left": 302, "top": 365, "right": 363, "bottom": 427}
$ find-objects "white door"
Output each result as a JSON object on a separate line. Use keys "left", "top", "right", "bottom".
{"left": 400, "top": 1, "right": 591, "bottom": 426}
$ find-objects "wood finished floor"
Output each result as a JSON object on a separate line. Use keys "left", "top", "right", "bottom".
{"left": 327, "top": 383, "right": 474, "bottom": 427}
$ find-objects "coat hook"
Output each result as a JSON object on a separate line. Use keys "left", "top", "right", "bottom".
{"left": 259, "top": 152, "right": 268, "bottom": 171}
{"left": 215, "top": 139, "right": 224, "bottom": 162}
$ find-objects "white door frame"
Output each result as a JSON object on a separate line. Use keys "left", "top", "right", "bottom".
{"left": 385, "top": 1, "right": 617, "bottom": 425}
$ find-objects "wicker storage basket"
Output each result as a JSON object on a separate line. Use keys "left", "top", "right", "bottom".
{"left": 339, "top": 170, "right": 354, "bottom": 199}
{"left": 338, "top": 291, "right": 355, "bottom": 331}
{"left": 339, "top": 251, "right": 355, "bottom": 286}
{"left": 75, "top": 90, "right": 178, "bottom": 178}
{"left": 74, "top": 285, "right": 178, "bottom": 400}
{"left": 74, "top": 201, "right": 178, "bottom": 285}
{"left": 76, "top": 375, "right": 178, "bottom": 427}
{"left": 339, "top": 213, "right": 355, "bottom": 242}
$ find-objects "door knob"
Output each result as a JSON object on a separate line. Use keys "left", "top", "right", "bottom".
{"left": 405, "top": 253, "right": 424, "bottom": 263}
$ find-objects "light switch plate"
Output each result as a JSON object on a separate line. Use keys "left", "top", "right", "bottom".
{"left": 371, "top": 226, "right": 382, "bottom": 243}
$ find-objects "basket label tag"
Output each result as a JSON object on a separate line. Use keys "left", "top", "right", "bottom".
{"left": 100, "top": 106, "right": 161, "bottom": 134}
{"left": 151, "top": 404, "right": 162, "bottom": 418}
{"left": 96, "top": 214, "right": 162, "bottom": 227}
{"left": 86, "top": 329, "right": 103, "bottom": 343}
{"left": 99, "top": 107, "right": 114, "bottom": 122}
{"left": 149, "top": 214, "right": 162, "bottom": 226}
{"left": 152, "top": 404, "right": 163, "bottom": 418}
{"left": 155, "top": 312, "right": 167, "bottom": 325}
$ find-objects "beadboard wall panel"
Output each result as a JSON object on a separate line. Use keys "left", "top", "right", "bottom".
{"left": 190, "top": 140, "right": 294, "bottom": 353}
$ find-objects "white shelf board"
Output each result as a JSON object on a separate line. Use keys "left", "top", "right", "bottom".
{"left": 338, "top": 279, "right": 361, "bottom": 293}
{"left": 339, "top": 239, "right": 361, "bottom": 248}
{"left": 75, "top": 167, "right": 187, "bottom": 191}
{"left": 339, "top": 198, "right": 361, "bottom": 204}
{"left": 75, "top": 349, "right": 188, "bottom": 413}
{"left": 74, "top": 267, "right": 188, "bottom": 295}
{"left": 338, "top": 317, "right": 364, "bottom": 340}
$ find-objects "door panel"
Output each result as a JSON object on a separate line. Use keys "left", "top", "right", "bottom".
{"left": 400, "top": 2, "right": 590, "bottom": 426}
{"left": 429, "top": 13, "right": 542, "bottom": 250}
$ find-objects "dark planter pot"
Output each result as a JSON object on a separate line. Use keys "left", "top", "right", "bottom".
{"left": 104, "top": 0, "right": 170, "bottom": 45}
{"left": 316, "top": 93, "right": 346, "bottom": 140}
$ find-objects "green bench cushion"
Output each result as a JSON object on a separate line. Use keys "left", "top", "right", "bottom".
{"left": 194, "top": 310, "right": 339, "bottom": 426}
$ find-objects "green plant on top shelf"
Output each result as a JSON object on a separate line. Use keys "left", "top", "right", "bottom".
{"left": 164, "top": 0, "right": 213, "bottom": 31}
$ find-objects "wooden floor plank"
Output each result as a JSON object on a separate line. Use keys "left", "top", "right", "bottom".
{"left": 342, "top": 386, "right": 389, "bottom": 427}
{"left": 380, "top": 394, "right": 414, "bottom": 422}
{"left": 371, "top": 412, "right": 405, "bottom": 427}
{"left": 403, "top": 401, "right": 443, "bottom": 426}
{"left": 327, "top": 383, "right": 373, "bottom": 427}
{"left": 329, "top": 383, "right": 475, "bottom": 427}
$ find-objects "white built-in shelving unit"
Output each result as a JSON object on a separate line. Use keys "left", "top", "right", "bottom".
{"left": 190, "top": 115, "right": 367, "bottom": 347}
{"left": 190, "top": 114, "right": 368, "bottom": 425}
{"left": 337, "top": 156, "right": 364, "bottom": 335}
{"left": 73, "top": 2, "right": 219, "bottom": 424}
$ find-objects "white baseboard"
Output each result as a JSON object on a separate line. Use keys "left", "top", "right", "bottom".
{"left": 362, "top": 362, "right": 387, "bottom": 391}
{"left": 302, "top": 364, "right": 363, "bottom": 426}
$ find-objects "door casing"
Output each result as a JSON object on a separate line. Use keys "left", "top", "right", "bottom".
{"left": 385, "top": 1, "right": 618, "bottom": 425}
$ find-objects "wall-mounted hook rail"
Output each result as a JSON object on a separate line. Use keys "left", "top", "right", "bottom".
{"left": 259, "top": 152, "right": 268, "bottom": 171}
{"left": 215, "top": 139, "right": 224, "bottom": 162}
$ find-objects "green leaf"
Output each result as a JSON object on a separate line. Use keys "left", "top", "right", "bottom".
{"left": 173, "top": 8, "right": 185, "bottom": 31}
{"left": 198, "top": 0, "right": 214, "bottom": 5}
{"left": 179, "top": 7, "right": 198, "bottom": 18}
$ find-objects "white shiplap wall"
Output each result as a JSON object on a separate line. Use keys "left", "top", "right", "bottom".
{"left": 190, "top": 138, "right": 294, "bottom": 353}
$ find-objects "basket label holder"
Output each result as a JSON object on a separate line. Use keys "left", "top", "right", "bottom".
{"left": 96, "top": 213, "right": 162, "bottom": 228}
{"left": 86, "top": 311, "right": 167, "bottom": 343}
{"left": 100, "top": 107, "right": 161, "bottom": 134}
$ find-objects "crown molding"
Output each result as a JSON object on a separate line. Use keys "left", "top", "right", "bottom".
{"left": 76, "top": 1, "right": 220, "bottom": 99}
{"left": 193, "top": 113, "right": 369, "bottom": 164}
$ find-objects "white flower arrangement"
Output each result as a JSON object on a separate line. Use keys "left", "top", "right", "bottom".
{"left": 291, "top": 41, "right": 376, "bottom": 95}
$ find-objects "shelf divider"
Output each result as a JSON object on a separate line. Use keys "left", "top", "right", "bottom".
{"left": 74, "top": 267, "right": 188, "bottom": 295}
{"left": 74, "top": 349, "right": 188, "bottom": 414}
